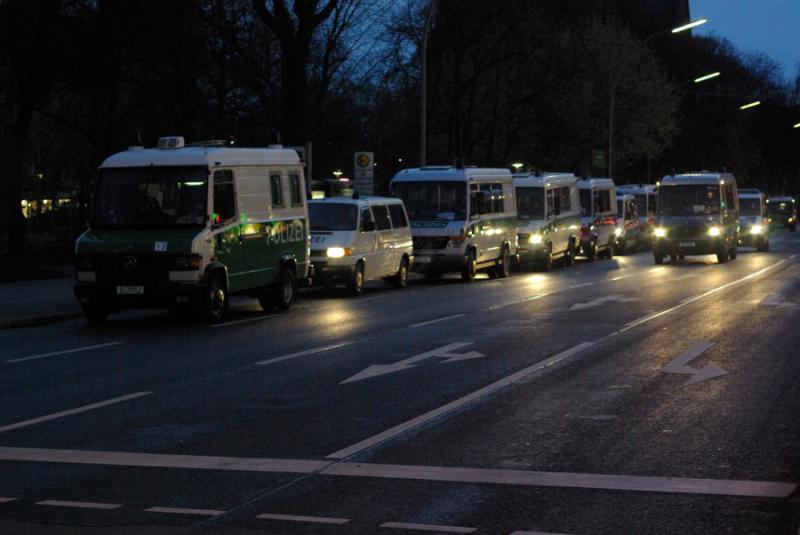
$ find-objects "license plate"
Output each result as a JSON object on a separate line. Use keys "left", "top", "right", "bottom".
{"left": 415, "top": 256, "right": 431, "bottom": 263}
{"left": 116, "top": 286, "right": 144, "bottom": 295}
{"left": 678, "top": 242, "right": 696, "bottom": 248}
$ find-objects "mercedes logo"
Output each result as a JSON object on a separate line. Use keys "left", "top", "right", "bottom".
{"left": 123, "top": 256, "right": 138, "bottom": 270}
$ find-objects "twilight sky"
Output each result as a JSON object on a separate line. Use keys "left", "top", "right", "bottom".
{"left": 690, "top": 0, "right": 799, "bottom": 83}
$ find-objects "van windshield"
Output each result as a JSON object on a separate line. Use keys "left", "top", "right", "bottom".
{"left": 93, "top": 167, "right": 208, "bottom": 227}
{"left": 516, "top": 187, "right": 544, "bottom": 220}
{"left": 768, "top": 201, "right": 793, "bottom": 214}
{"left": 579, "top": 189, "right": 591, "bottom": 216}
{"left": 309, "top": 203, "right": 358, "bottom": 231}
{"left": 659, "top": 185, "right": 720, "bottom": 216}
{"left": 739, "top": 198, "right": 762, "bottom": 216}
{"left": 392, "top": 181, "right": 466, "bottom": 221}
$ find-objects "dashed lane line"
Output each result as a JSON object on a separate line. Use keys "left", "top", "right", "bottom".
{"left": 0, "top": 392, "right": 152, "bottom": 434}
{"left": 36, "top": 500, "right": 121, "bottom": 510}
{"left": 380, "top": 521, "right": 476, "bottom": 533}
{"left": 254, "top": 341, "right": 355, "bottom": 367}
{"left": 0, "top": 498, "right": 17, "bottom": 503}
{"left": 257, "top": 513, "right": 350, "bottom": 525}
{"left": 5, "top": 342, "right": 123, "bottom": 364}
{"left": 410, "top": 314, "right": 465, "bottom": 328}
{"left": 145, "top": 506, "right": 224, "bottom": 516}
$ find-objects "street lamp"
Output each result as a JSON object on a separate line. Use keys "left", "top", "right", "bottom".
{"left": 333, "top": 169, "right": 343, "bottom": 178}
{"left": 511, "top": 162, "right": 524, "bottom": 172}
{"left": 792, "top": 122, "right": 800, "bottom": 129}
{"left": 420, "top": 0, "right": 438, "bottom": 167}
{"left": 693, "top": 71, "right": 720, "bottom": 83}
{"left": 739, "top": 100, "right": 761, "bottom": 111}
{"left": 607, "top": 18, "right": 709, "bottom": 179}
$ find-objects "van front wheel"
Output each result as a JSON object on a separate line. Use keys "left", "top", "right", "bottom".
{"left": 461, "top": 251, "right": 477, "bottom": 283}
{"left": 349, "top": 262, "right": 365, "bottom": 295}
{"left": 203, "top": 274, "right": 229, "bottom": 321}
{"left": 270, "top": 268, "right": 297, "bottom": 311}
{"left": 391, "top": 257, "right": 409, "bottom": 288}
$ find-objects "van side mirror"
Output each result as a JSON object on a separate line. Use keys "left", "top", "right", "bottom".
{"left": 210, "top": 213, "right": 222, "bottom": 228}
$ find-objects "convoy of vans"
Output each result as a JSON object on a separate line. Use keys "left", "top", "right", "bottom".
{"left": 73, "top": 138, "right": 788, "bottom": 323}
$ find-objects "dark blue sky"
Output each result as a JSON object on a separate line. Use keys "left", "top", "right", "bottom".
{"left": 691, "top": 0, "right": 799, "bottom": 83}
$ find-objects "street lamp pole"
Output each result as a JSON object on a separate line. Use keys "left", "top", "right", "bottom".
{"left": 420, "top": 0, "right": 437, "bottom": 167}
{"left": 606, "top": 18, "right": 707, "bottom": 179}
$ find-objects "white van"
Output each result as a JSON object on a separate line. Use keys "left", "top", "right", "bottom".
{"left": 391, "top": 165, "right": 517, "bottom": 282}
{"left": 616, "top": 183, "right": 657, "bottom": 245}
{"left": 576, "top": 178, "right": 618, "bottom": 260}
{"left": 614, "top": 192, "right": 643, "bottom": 254}
{"left": 513, "top": 172, "right": 580, "bottom": 270}
{"left": 308, "top": 195, "right": 413, "bottom": 294}
{"left": 74, "top": 137, "right": 311, "bottom": 322}
{"left": 737, "top": 188, "right": 769, "bottom": 251}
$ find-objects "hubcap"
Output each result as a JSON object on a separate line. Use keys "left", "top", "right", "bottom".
{"left": 211, "top": 287, "right": 224, "bottom": 313}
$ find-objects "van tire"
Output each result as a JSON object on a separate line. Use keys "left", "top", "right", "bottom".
{"left": 349, "top": 262, "right": 365, "bottom": 295}
{"left": 716, "top": 245, "right": 728, "bottom": 263}
{"left": 758, "top": 240, "right": 769, "bottom": 252}
{"left": 269, "top": 268, "right": 297, "bottom": 311}
{"left": 653, "top": 252, "right": 664, "bottom": 265}
{"left": 728, "top": 247, "right": 737, "bottom": 260}
{"left": 392, "top": 257, "right": 409, "bottom": 288}
{"left": 82, "top": 302, "right": 109, "bottom": 324}
{"left": 461, "top": 250, "right": 477, "bottom": 283}
{"left": 497, "top": 246, "right": 511, "bottom": 278}
{"left": 203, "top": 273, "right": 229, "bottom": 321}
{"left": 586, "top": 241, "right": 597, "bottom": 262}
{"left": 563, "top": 239, "right": 575, "bottom": 267}
{"left": 605, "top": 240, "right": 614, "bottom": 259}
{"left": 537, "top": 245, "right": 553, "bottom": 271}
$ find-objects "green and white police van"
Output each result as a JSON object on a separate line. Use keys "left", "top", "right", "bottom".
{"left": 391, "top": 165, "right": 517, "bottom": 282}
{"left": 74, "top": 137, "right": 311, "bottom": 322}
{"left": 513, "top": 171, "right": 580, "bottom": 270}
{"left": 653, "top": 172, "right": 739, "bottom": 264}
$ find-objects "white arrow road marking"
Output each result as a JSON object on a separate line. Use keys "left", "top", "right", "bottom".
{"left": 340, "top": 342, "right": 485, "bottom": 384}
{"left": 662, "top": 342, "right": 728, "bottom": 387}
{"left": 569, "top": 294, "right": 639, "bottom": 311}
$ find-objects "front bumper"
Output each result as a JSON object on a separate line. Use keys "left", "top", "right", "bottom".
{"left": 74, "top": 281, "right": 207, "bottom": 311}
{"left": 411, "top": 252, "right": 467, "bottom": 274}
{"left": 310, "top": 258, "right": 356, "bottom": 284}
{"left": 653, "top": 237, "right": 724, "bottom": 255}
{"left": 739, "top": 230, "right": 767, "bottom": 246}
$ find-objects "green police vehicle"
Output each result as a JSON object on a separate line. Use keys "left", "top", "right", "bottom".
{"left": 74, "top": 137, "right": 311, "bottom": 322}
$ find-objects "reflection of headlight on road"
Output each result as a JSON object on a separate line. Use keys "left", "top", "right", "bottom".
{"left": 707, "top": 226, "right": 721, "bottom": 237}
{"left": 614, "top": 227, "right": 623, "bottom": 237}
{"left": 750, "top": 225, "right": 763, "bottom": 235}
{"left": 529, "top": 233, "right": 543, "bottom": 245}
{"left": 654, "top": 227, "right": 667, "bottom": 238}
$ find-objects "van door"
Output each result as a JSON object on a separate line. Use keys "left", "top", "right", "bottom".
{"left": 371, "top": 204, "right": 394, "bottom": 276}
{"left": 211, "top": 169, "right": 243, "bottom": 290}
{"left": 358, "top": 206, "right": 379, "bottom": 279}
{"left": 388, "top": 203, "right": 410, "bottom": 272}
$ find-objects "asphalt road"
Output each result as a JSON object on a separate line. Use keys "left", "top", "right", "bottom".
{"left": 2, "top": 232, "right": 800, "bottom": 534}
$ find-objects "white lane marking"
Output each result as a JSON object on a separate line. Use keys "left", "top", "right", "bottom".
{"left": 0, "top": 392, "right": 152, "bottom": 434}
{"left": 145, "top": 506, "right": 224, "bottom": 516}
{"left": 380, "top": 521, "right": 476, "bottom": 533}
{"left": 1, "top": 446, "right": 793, "bottom": 499}
{"left": 616, "top": 259, "right": 787, "bottom": 334}
{"left": 6, "top": 342, "right": 123, "bottom": 364}
{"left": 340, "top": 342, "right": 485, "bottom": 384}
{"left": 410, "top": 314, "right": 465, "bottom": 328}
{"left": 37, "top": 500, "right": 121, "bottom": 510}
{"left": 212, "top": 315, "right": 274, "bottom": 328}
{"left": 662, "top": 342, "right": 727, "bottom": 387}
{"left": 485, "top": 282, "right": 595, "bottom": 311}
{"left": 0, "top": 498, "right": 17, "bottom": 503}
{"left": 0, "top": 446, "right": 331, "bottom": 474}
{"left": 324, "top": 462, "right": 797, "bottom": 498}
{"left": 257, "top": 513, "right": 350, "bottom": 525}
{"left": 254, "top": 341, "right": 354, "bottom": 367}
{"left": 510, "top": 531, "right": 574, "bottom": 535}
{"left": 327, "top": 342, "right": 594, "bottom": 459}
{"left": 568, "top": 294, "right": 639, "bottom": 311}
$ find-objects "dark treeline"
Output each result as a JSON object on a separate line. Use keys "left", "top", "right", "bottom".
{"left": 1, "top": 0, "right": 798, "bottom": 255}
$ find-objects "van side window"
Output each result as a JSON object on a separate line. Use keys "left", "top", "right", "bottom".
{"left": 360, "top": 207, "right": 374, "bottom": 231}
{"left": 388, "top": 204, "right": 408, "bottom": 228}
{"left": 594, "top": 189, "right": 611, "bottom": 214}
{"left": 289, "top": 173, "right": 303, "bottom": 206}
{"left": 373, "top": 205, "right": 392, "bottom": 230}
{"left": 723, "top": 185, "right": 736, "bottom": 211}
{"left": 213, "top": 170, "right": 235, "bottom": 222}
{"left": 270, "top": 173, "right": 284, "bottom": 208}
{"left": 546, "top": 189, "right": 555, "bottom": 217}
{"left": 559, "top": 187, "right": 572, "bottom": 213}
{"left": 492, "top": 183, "right": 504, "bottom": 213}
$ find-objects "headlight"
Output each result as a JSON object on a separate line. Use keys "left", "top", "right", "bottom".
{"left": 614, "top": 227, "right": 623, "bottom": 237}
{"left": 654, "top": 227, "right": 667, "bottom": 238}
{"left": 707, "top": 226, "right": 721, "bottom": 237}
{"left": 789, "top": 217, "right": 795, "bottom": 223}
{"left": 529, "top": 233, "right": 543, "bottom": 245}
{"left": 750, "top": 225, "right": 763, "bottom": 235}
{"left": 173, "top": 255, "right": 201, "bottom": 270}
{"left": 326, "top": 247, "right": 351, "bottom": 258}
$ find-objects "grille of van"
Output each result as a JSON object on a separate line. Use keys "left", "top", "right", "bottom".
{"left": 413, "top": 237, "right": 450, "bottom": 250}
{"left": 669, "top": 223, "right": 709, "bottom": 238}
{"left": 93, "top": 255, "right": 171, "bottom": 286}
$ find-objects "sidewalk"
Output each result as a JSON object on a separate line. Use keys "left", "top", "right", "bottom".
{"left": 0, "top": 276, "right": 81, "bottom": 329}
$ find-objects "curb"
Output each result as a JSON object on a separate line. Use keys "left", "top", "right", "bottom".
{"left": 0, "top": 312, "right": 82, "bottom": 330}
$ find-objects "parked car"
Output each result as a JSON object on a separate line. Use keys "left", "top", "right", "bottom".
{"left": 513, "top": 171, "right": 580, "bottom": 270}
{"left": 576, "top": 178, "right": 617, "bottom": 260}
{"left": 653, "top": 172, "right": 739, "bottom": 264}
{"left": 738, "top": 188, "right": 769, "bottom": 251}
{"left": 74, "top": 137, "right": 311, "bottom": 322}
{"left": 308, "top": 195, "right": 413, "bottom": 295}
{"left": 391, "top": 164, "right": 517, "bottom": 282}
